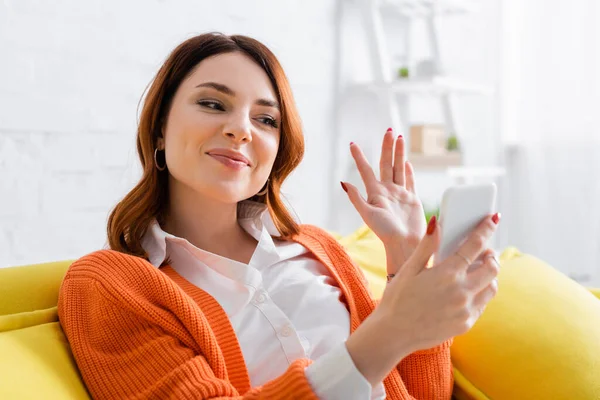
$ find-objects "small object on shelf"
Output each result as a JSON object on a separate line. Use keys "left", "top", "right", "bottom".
{"left": 410, "top": 124, "right": 447, "bottom": 155}
{"left": 398, "top": 66, "right": 410, "bottom": 78}
{"left": 415, "top": 59, "right": 440, "bottom": 78}
{"left": 446, "top": 134, "right": 460, "bottom": 151}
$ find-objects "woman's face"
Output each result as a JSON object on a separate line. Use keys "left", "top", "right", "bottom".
{"left": 159, "top": 52, "right": 281, "bottom": 204}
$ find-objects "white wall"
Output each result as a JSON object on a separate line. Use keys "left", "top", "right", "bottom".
{"left": 0, "top": 0, "right": 337, "bottom": 267}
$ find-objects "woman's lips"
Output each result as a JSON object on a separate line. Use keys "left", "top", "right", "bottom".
{"left": 208, "top": 154, "right": 249, "bottom": 170}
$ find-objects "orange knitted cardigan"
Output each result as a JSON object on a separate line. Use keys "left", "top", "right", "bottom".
{"left": 58, "top": 225, "right": 453, "bottom": 399}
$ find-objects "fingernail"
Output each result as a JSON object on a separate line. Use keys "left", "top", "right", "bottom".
{"left": 492, "top": 212, "right": 501, "bottom": 225}
{"left": 387, "top": 127, "right": 393, "bottom": 132}
{"left": 397, "top": 134, "right": 403, "bottom": 139}
{"left": 340, "top": 181, "right": 348, "bottom": 193}
{"left": 349, "top": 142, "right": 354, "bottom": 146}
{"left": 427, "top": 215, "right": 437, "bottom": 235}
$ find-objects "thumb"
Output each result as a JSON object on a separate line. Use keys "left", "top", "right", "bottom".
{"left": 341, "top": 181, "right": 370, "bottom": 217}
{"left": 400, "top": 216, "right": 441, "bottom": 277}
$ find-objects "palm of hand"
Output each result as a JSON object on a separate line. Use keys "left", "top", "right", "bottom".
{"left": 366, "top": 189, "right": 426, "bottom": 246}
{"left": 343, "top": 129, "right": 427, "bottom": 251}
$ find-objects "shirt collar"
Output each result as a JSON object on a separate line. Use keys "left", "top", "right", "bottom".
{"left": 141, "top": 200, "right": 284, "bottom": 268}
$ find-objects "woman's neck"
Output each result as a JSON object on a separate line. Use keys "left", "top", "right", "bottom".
{"left": 162, "top": 180, "right": 258, "bottom": 264}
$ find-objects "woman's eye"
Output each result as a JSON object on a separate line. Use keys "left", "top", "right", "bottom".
{"left": 258, "top": 116, "right": 279, "bottom": 128}
{"left": 197, "top": 100, "right": 224, "bottom": 111}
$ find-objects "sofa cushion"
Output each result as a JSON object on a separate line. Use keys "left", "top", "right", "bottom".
{"left": 0, "top": 321, "right": 90, "bottom": 399}
{"left": 451, "top": 248, "right": 600, "bottom": 399}
{"left": 0, "top": 307, "right": 59, "bottom": 333}
{"left": 0, "top": 260, "right": 72, "bottom": 315}
{"left": 333, "top": 224, "right": 388, "bottom": 298}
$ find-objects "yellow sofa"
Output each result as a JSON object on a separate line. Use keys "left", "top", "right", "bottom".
{"left": 2, "top": 228, "right": 600, "bottom": 399}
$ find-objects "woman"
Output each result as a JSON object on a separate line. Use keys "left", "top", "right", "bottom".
{"left": 58, "top": 33, "right": 500, "bottom": 400}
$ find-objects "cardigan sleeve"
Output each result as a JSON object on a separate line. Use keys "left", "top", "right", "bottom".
{"left": 371, "top": 291, "right": 454, "bottom": 398}
{"left": 58, "top": 272, "right": 320, "bottom": 400}
{"left": 369, "top": 301, "right": 454, "bottom": 399}
{"left": 305, "top": 341, "right": 384, "bottom": 399}
{"left": 396, "top": 339, "right": 454, "bottom": 399}
{"left": 347, "top": 264, "right": 454, "bottom": 399}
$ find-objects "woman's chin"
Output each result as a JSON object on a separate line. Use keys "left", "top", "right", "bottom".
{"left": 206, "top": 185, "right": 254, "bottom": 204}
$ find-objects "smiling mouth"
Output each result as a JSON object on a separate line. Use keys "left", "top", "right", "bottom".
{"left": 207, "top": 153, "right": 249, "bottom": 170}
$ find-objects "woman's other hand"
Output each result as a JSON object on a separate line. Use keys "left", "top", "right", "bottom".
{"left": 345, "top": 213, "right": 501, "bottom": 386}
{"left": 381, "top": 213, "right": 500, "bottom": 352}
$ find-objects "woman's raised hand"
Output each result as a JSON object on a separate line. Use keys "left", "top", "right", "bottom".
{"left": 342, "top": 128, "right": 427, "bottom": 271}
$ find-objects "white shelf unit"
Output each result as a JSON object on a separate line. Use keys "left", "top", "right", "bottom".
{"left": 378, "top": 0, "right": 478, "bottom": 17}
{"left": 329, "top": 0, "right": 505, "bottom": 228}
{"left": 351, "top": 76, "right": 494, "bottom": 96}
{"left": 446, "top": 166, "right": 506, "bottom": 184}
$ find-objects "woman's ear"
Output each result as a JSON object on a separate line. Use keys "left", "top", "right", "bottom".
{"left": 157, "top": 117, "right": 167, "bottom": 149}
{"left": 156, "top": 136, "right": 165, "bottom": 150}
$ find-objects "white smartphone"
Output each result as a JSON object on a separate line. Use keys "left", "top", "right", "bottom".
{"left": 434, "top": 183, "right": 498, "bottom": 264}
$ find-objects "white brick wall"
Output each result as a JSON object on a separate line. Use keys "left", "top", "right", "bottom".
{"left": 0, "top": 0, "right": 338, "bottom": 267}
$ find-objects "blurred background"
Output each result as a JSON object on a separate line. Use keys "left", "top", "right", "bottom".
{"left": 1, "top": 0, "right": 598, "bottom": 286}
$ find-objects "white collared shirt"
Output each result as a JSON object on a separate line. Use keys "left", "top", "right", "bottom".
{"left": 141, "top": 200, "right": 385, "bottom": 399}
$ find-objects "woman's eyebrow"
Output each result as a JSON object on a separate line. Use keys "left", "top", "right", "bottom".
{"left": 196, "top": 82, "right": 235, "bottom": 95}
{"left": 195, "top": 82, "right": 279, "bottom": 110}
{"left": 256, "top": 98, "right": 280, "bottom": 110}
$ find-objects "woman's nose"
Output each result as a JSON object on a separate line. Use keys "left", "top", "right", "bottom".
{"left": 223, "top": 116, "right": 252, "bottom": 143}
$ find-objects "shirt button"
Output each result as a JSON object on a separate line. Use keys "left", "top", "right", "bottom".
{"left": 254, "top": 292, "right": 267, "bottom": 304}
{"left": 280, "top": 325, "right": 293, "bottom": 337}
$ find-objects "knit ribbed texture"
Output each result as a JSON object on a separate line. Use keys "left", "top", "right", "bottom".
{"left": 58, "top": 225, "right": 453, "bottom": 399}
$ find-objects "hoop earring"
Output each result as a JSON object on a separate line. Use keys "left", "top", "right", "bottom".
{"left": 256, "top": 179, "right": 269, "bottom": 196}
{"left": 154, "top": 148, "right": 167, "bottom": 171}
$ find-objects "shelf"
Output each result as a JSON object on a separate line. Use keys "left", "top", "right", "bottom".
{"left": 409, "top": 154, "right": 506, "bottom": 181}
{"left": 409, "top": 152, "right": 463, "bottom": 169}
{"left": 378, "top": 0, "right": 477, "bottom": 18}
{"left": 446, "top": 166, "right": 506, "bottom": 179}
{"left": 353, "top": 76, "right": 494, "bottom": 96}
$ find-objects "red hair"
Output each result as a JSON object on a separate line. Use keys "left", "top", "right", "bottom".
{"left": 107, "top": 33, "right": 305, "bottom": 260}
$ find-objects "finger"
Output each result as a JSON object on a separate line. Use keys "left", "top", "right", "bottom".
{"left": 350, "top": 142, "right": 378, "bottom": 192}
{"left": 474, "top": 248, "right": 497, "bottom": 263}
{"left": 341, "top": 181, "right": 370, "bottom": 217}
{"left": 471, "top": 278, "right": 499, "bottom": 316}
{"left": 466, "top": 249, "right": 497, "bottom": 277}
{"left": 446, "top": 213, "right": 501, "bottom": 271}
{"left": 379, "top": 128, "right": 394, "bottom": 183}
{"left": 393, "top": 134, "right": 406, "bottom": 186}
{"left": 468, "top": 248, "right": 496, "bottom": 271}
{"left": 397, "top": 215, "right": 441, "bottom": 277}
{"left": 480, "top": 250, "right": 500, "bottom": 270}
{"left": 465, "top": 253, "right": 500, "bottom": 293}
{"left": 405, "top": 161, "right": 417, "bottom": 193}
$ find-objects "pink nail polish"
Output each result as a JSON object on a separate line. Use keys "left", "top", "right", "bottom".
{"left": 397, "top": 134, "right": 403, "bottom": 139}
{"left": 387, "top": 127, "right": 393, "bottom": 132}
{"left": 350, "top": 142, "right": 354, "bottom": 146}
